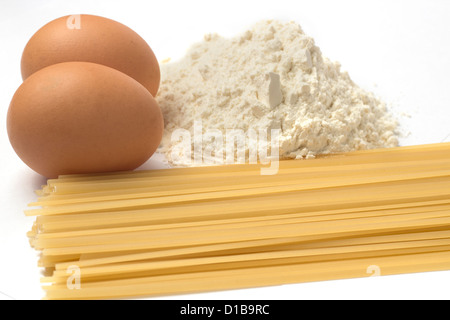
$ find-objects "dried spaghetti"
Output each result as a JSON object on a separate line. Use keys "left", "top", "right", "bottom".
{"left": 26, "top": 142, "right": 450, "bottom": 299}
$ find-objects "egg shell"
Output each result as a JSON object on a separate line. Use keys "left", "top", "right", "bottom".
{"left": 7, "top": 61, "right": 164, "bottom": 178}
{"left": 21, "top": 14, "right": 160, "bottom": 97}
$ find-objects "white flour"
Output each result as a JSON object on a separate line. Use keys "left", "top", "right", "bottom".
{"left": 156, "top": 20, "right": 398, "bottom": 166}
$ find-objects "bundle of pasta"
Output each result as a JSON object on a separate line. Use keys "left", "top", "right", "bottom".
{"left": 26, "top": 142, "right": 450, "bottom": 299}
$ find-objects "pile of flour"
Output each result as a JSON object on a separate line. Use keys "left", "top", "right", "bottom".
{"left": 156, "top": 20, "right": 398, "bottom": 166}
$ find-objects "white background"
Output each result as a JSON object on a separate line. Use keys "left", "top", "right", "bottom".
{"left": 0, "top": 0, "right": 449, "bottom": 300}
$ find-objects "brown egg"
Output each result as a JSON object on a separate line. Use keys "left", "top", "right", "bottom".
{"left": 7, "top": 62, "right": 164, "bottom": 178}
{"left": 21, "top": 14, "right": 160, "bottom": 97}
